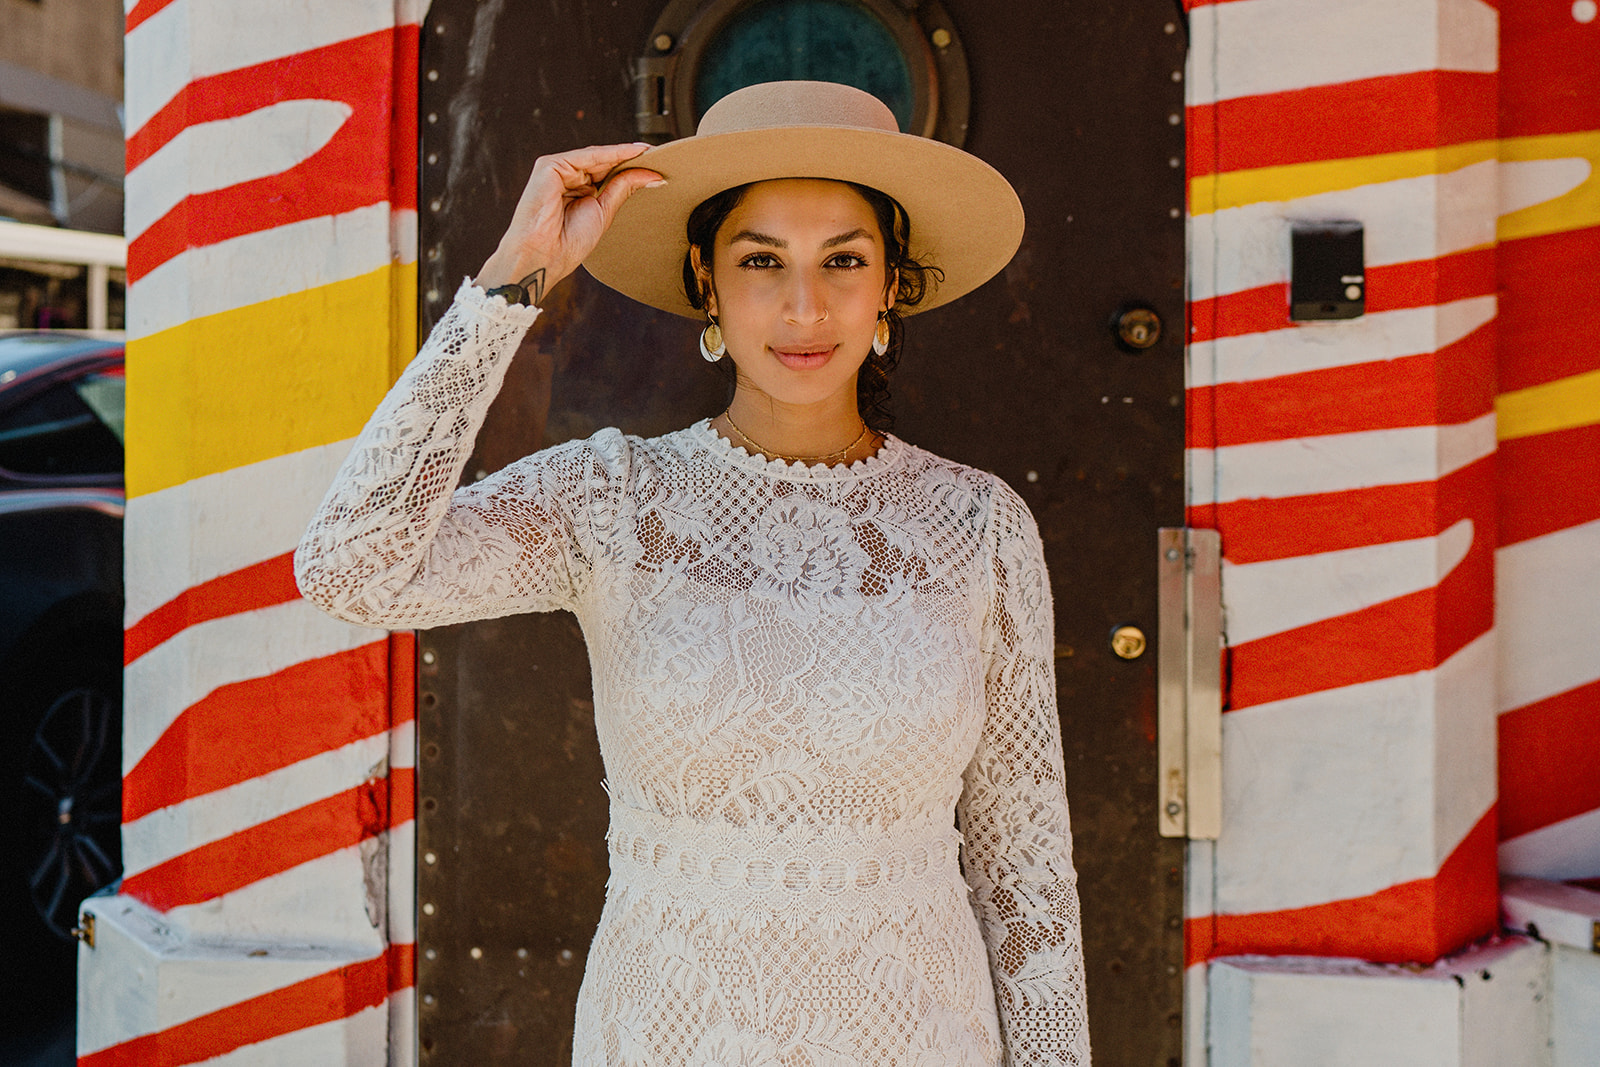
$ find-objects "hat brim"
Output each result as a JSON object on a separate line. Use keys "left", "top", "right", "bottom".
{"left": 583, "top": 124, "right": 1024, "bottom": 320}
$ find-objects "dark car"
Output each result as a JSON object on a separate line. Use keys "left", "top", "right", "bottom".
{"left": 0, "top": 333, "right": 125, "bottom": 1031}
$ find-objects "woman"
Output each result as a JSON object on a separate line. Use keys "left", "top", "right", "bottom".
{"left": 297, "top": 81, "right": 1089, "bottom": 1066}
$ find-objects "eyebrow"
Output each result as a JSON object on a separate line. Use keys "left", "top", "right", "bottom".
{"left": 727, "top": 227, "right": 876, "bottom": 249}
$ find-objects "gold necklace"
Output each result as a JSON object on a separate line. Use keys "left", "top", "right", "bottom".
{"left": 721, "top": 410, "right": 872, "bottom": 465}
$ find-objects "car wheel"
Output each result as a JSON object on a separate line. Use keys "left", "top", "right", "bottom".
{"left": 0, "top": 652, "right": 122, "bottom": 1033}
{"left": 20, "top": 669, "right": 124, "bottom": 941}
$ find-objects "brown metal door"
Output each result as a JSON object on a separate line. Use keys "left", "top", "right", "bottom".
{"left": 416, "top": 2, "right": 1187, "bottom": 1063}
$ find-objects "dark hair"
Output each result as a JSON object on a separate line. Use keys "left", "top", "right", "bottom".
{"left": 681, "top": 182, "right": 942, "bottom": 432}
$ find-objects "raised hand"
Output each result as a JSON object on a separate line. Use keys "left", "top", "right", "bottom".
{"left": 474, "top": 143, "right": 663, "bottom": 304}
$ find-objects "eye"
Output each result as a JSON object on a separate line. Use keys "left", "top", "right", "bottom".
{"left": 738, "top": 252, "right": 780, "bottom": 269}
{"left": 826, "top": 252, "right": 869, "bottom": 270}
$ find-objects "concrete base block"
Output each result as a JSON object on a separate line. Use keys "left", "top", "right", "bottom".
{"left": 1503, "top": 875, "right": 1600, "bottom": 1067}
{"left": 78, "top": 894, "right": 390, "bottom": 1064}
{"left": 1208, "top": 937, "right": 1550, "bottom": 1067}
{"left": 1551, "top": 945, "right": 1600, "bottom": 1067}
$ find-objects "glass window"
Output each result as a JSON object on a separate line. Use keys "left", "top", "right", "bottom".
{"left": 0, "top": 108, "right": 52, "bottom": 204}
{"left": 74, "top": 372, "right": 125, "bottom": 445}
{"left": 694, "top": 0, "right": 915, "bottom": 131}
{"left": 0, "top": 376, "right": 123, "bottom": 476}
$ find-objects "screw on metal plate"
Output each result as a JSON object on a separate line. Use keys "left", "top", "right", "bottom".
{"left": 71, "top": 913, "right": 95, "bottom": 947}
{"left": 1110, "top": 625, "right": 1147, "bottom": 660}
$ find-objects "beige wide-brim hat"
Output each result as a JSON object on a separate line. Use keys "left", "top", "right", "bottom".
{"left": 584, "top": 80, "right": 1024, "bottom": 320}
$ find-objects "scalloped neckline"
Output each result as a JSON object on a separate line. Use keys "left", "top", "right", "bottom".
{"left": 684, "top": 419, "right": 906, "bottom": 481}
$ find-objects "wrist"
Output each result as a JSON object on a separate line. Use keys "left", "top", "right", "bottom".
{"left": 475, "top": 249, "right": 559, "bottom": 299}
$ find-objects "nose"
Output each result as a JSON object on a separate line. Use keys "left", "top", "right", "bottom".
{"left": 783, "top": 271, "right": 828, "bottom": 325}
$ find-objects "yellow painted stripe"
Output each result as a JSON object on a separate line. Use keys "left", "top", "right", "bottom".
{"left": 1496, "top": 369, "right": 1600, "bottom": 442}
{"left": 1498, "top": 130, "right": 1600, "bottom": 244}
{"left": 126, "top": 263, "right": 418, "bottom": 498}
{"left": 388, "top": 258, "right": 419, "bottom": 383}
{"left": 1188, "top": 130, "right": 1600, "bottom": 227}
{"left": 1189, "top": 140, "right": 1498, "bottom": 215}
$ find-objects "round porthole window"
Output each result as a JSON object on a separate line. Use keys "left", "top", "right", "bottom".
{"left": 636, "top": 0, "right": 970, "bottom": 146}
{"left": 696, "top": 0, "right": 916, "bottom": 131}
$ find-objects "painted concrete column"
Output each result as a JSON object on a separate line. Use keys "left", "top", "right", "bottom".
{"left": 1492, "top": 0, "right": 1600, "bottom": 890}
{"left": 77, "top": 0, "right": 423, "bottom": 1062}
{"left": 1182, "top": 0, "right": 1599, "bottom": 1061}
{"left": 1185, "top": 0, "right": 1501, "bottom": 972}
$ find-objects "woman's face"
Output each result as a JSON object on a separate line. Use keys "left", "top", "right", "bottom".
{"left": 697, "top": 179, "right": 893, "bottom": 412}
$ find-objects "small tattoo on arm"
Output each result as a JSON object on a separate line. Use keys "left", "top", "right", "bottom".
{"left": 518, "top": 269, "right": 547, "bottom": 306}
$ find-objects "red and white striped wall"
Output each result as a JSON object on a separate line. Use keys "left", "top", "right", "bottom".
{"left": 1184, "top": 0, "right": 1502, "bottom": 975}
{"left": 1492, "top": 0, "right": 1600, "bottom": 889}
{"left": 1182, "top": 0, "right": 1600, "bottom": 1060}
{"left": 77, "top": 0, "right": 424, "bottom": 1062}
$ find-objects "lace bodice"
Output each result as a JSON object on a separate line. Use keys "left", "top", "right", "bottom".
{"left": 296, "top": 281, "right": 1090, "bottom": 1066}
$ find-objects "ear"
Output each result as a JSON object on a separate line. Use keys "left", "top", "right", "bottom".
{"left": 690, "top": 245, "right": 718, "bottom": 317}
{"left": 882, "top": 267, "right": 899, "bottom": 314}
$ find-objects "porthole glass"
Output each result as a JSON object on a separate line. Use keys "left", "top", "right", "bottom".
{"left": 637, "top": 0, "right": 967, "bottom": 145}
{"left": 693, "top": 0, "right": 915, "bottom": 131}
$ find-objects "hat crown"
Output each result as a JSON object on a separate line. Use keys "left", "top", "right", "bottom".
{"left": 697, "top": 80, "right": 899, "bottom": 137}
{"left": 587, "top": 80, "right": 1023, "bottom": 319}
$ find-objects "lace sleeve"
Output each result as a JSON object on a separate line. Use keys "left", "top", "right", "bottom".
{"left": 294, "top": 279, "right": 619, "bottom": 628}
{"left": 959, "top": 479, "right": 1090, "bottom": 1065}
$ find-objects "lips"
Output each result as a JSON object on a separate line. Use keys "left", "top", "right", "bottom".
{"left": 772, "top": 344, "right": 837, "bottom": 370}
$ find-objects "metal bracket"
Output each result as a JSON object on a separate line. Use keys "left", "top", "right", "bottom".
{"left": 1157, "top": 528, "right": 1222, "bottom": 839}
{"left": 633, "top": 55, "right": 676, "bottom": 140}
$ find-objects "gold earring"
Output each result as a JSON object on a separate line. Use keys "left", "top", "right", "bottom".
{"left": 700, "top": 319, "right": 726, "bottom": 362}
{"left": 872, "top": 315, "right": 890, "bottom": 356}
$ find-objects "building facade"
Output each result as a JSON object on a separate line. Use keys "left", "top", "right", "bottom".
{"left": 78, "top": 0, "right": 1599, "bottom": 1063}
{"left": 0, "top": 0, "right": 125, "bottom": 330}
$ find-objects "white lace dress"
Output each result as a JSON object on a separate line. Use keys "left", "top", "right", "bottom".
{"left": 295, "top": 282, "right": 1090, "bottom": 1066}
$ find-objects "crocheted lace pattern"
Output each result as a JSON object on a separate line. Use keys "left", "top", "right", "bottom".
{"left": 296, "top": 281, "right": 1090, "bottom": 1066}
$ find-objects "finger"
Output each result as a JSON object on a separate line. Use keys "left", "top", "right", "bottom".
{"left": 595, "top": 167, "right": 665, "bottom": 224}
{"left": 549, "top": 142, "right": 654, "bottom": 184}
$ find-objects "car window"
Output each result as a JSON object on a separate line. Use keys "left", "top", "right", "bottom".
{"left": 0, "top": 378, "right": 123, "bottom": 476}
{"left": 74, "top": 371, "right": 125, "bottom": 445}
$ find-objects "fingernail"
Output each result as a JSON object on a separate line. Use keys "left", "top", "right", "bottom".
{"left": 645, "top": 179, "right": 668, "bottom": 188}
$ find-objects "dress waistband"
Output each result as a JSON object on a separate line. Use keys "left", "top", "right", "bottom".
{"left": 604, "top": 802, "right": 966, "bottom": 917}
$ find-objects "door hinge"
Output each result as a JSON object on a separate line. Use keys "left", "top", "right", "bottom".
{"left": 1157, "top": 527, "right": 1222, "bottom": 839}
{"left": 633, "top": 55, "right": 676, "bottom": 140}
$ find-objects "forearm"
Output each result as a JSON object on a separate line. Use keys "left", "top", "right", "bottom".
{"left": 961, "top": 653, "right": 1089, "bottom": 1065}
{"left": 965, "top": 478, "right": 1091, "bottom": 1064}
{"left": 294, "top": 280, "right": 540, "bottom": 625}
